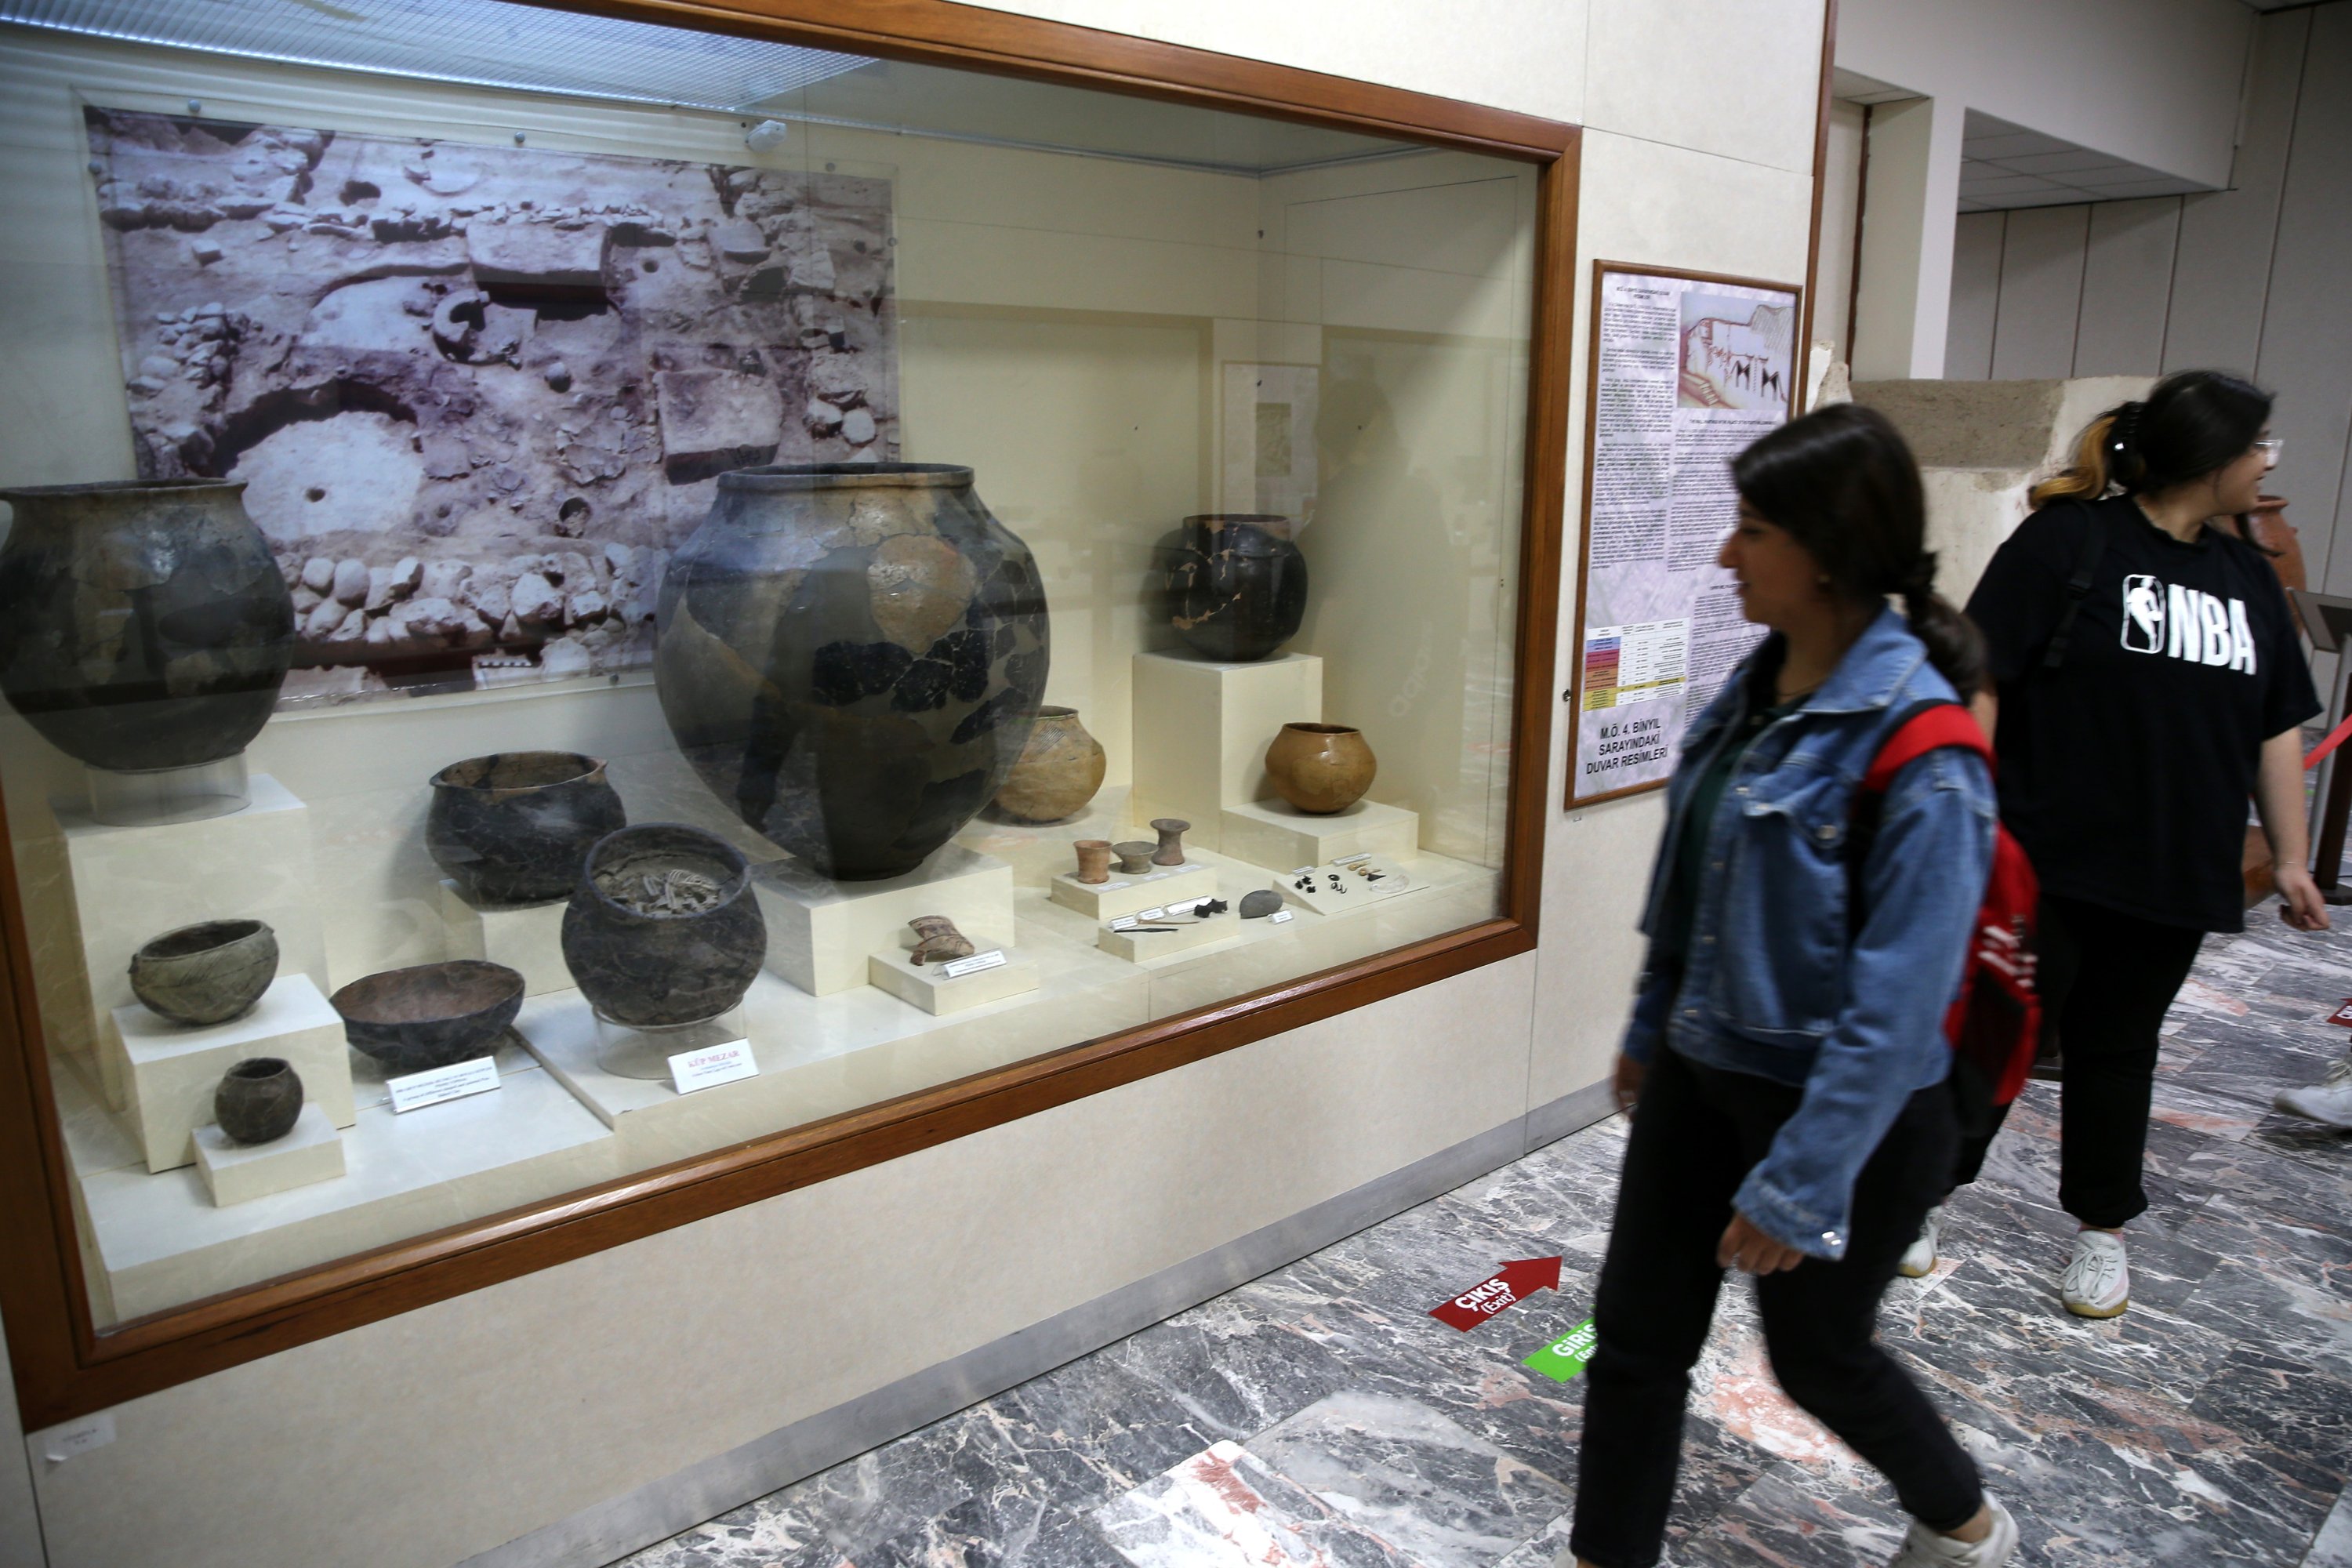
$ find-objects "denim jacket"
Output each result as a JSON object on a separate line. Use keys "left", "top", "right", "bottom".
{"left": 1623, "top": 606, "right": 1997, "bottom": 1260}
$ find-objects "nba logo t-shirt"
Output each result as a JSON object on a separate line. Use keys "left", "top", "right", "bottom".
{"left": 1966, "top": 494, "right": 2318, "bottom": 931}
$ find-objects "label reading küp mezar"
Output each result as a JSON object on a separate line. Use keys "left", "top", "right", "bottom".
{"left": 670, "top": 1038, "right": 757, "bottom": 1094}
{"left": 387, "top": 1055, "right": 502, "bottom": 1113}
{"left": 940, "top": 949, "right": 1008, "bottom": 979}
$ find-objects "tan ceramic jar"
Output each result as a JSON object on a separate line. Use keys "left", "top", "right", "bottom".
{"left": 994, "top": 706, "right": 1107, "bottom": 823}
{"left": 1264, "top": 722, "right": 1376, "bottom": 815}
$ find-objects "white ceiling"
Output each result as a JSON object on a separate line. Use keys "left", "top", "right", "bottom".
{"left": 1957, "top": 109, "right": 2213, "bottom": 211}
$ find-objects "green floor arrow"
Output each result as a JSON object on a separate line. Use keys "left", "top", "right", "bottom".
{"left": 1523, "top": 1316, "right": 1599, "bottom": 1382}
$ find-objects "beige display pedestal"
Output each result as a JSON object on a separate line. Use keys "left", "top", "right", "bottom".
{"left": 57, "top": 773, "right": 327, "bottom": 1110}
{"left": 1130, "top": 651, "right": 1322, "bottom": 851}
{"left": 753, "top": 845, "right": 1015, "bottom": 996}
{"left": 438, "top": 881, "right": 572, "bottom": 995}
{"left": 104, "top": 975, "right": 357, "bottom": 1173}
{"left": 866, "top": 945, "right": 1041, "bottom": 1014}
{"left": 1219, "top": 797, "right": 1420, "bottom": 871}
{"left": 191, "top": 1105, "right": 345, "bottom": 1206}
{"left": 1048, "top": 861, "right": 1218, "bottom": 922}
{"left": 1096, "top": 914, "right": 1240, "bottom": 963}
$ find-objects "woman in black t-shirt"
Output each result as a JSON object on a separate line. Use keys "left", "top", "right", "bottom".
{"left": 1921, "top": 371, "right": 2328, "bottom": 1319}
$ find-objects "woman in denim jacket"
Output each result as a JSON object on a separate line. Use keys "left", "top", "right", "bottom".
{"left": 1566, "top": 406, "right": 2017, "bottom": 1568}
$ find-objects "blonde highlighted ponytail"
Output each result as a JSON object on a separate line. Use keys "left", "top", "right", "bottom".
{"left": 2029, "top": 411, "right": 2123, "bottom": 508}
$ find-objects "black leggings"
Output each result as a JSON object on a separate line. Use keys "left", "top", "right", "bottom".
{"left": 1571, "top": 1046, "right": 1981, "bottom": 1568}
{"left": 1951, "top": 894, "right": 2205, "bottom": 1226}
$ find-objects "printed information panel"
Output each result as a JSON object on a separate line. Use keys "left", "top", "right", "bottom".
{"left": 1567, "top": 263, "right": 1799, "bottom": 805}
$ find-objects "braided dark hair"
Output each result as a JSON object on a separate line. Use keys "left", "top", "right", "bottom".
{"left": 1730, "top": 403, "right": 1985, "bottom": 700}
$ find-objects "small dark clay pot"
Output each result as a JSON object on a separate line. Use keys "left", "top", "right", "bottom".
{"left": 213, "top": 1057, "right": 303, "bottom": 1145}
{"left": 331, "top": 960, "right": 524, "bottom": 1073}
{"left": 561, "top": 824, "right": 767, "bottom": 1028}
{"left": 1163, "top": 515, "right": 1308, "bottom": 662}
{"left": 427, "top": 750, "right": 627, "bottom": 906}
{"left": 129, "top": 918, "right": 278, "bottom": 1026}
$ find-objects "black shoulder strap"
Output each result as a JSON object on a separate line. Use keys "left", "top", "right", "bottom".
{"left": 2042, "top": 502, "right": 2110, "bottom": 671}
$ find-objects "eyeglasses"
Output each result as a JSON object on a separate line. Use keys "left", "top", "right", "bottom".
{"left": 2254, "top": 437, "right": 2284, "bottom": 466}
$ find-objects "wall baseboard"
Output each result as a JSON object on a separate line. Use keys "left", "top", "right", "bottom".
{"left": 459, "top": 1080, "right": 1615, "bottom": 1568}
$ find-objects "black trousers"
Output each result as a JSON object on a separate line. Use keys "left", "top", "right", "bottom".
{"left": 1951, "top": 894, "right": 2205, "bottom": 1227}
{"left": 1570, "top": 1046, "right": 1981, "bottom": 1568}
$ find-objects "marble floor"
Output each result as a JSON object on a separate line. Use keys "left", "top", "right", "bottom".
{"left": 617, "top": 913, "right": 2352, "bottom": 1568}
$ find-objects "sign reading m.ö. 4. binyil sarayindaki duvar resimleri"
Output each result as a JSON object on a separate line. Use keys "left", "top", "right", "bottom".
{"left": 1569, "top": 264, "right": 1800, "bottom": 806}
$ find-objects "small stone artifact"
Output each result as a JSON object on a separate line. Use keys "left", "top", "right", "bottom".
{"left": 330, "top": 960, "right": 524, "bottom": 1074}
{"left": 1264, "top": 722, "right": 1377, "bottom": 815}
{"left": 1149, "top": 818, "right": 1190, "bottom": 866}
{"left": 1239, "top": 890, "right": 1284, "bottom": 919}
{"left": 1161, "top": 514, "right": 1308, "bottom": 662}
{"left": 562, "top": 824, "right": 766, "bottom": 1028}
{"left": 906, "top": 915, "right": 978, "bottom": 965}
{"left": 428, "top": 750, "right": 627, "bottom": 906}
{"left": 0, "top": 480, "right": 294, "bottom": 775}
{"left": 1074, "top": 840, "right": 1112, "bottom": 884}
{"left": 655, "top": 463, "right": 1050, "bottom": 880}
{"left": 213, "top": 1057, "right": 303, "bottom": 1146}
{"left": 1112, "top": 841, "right": 1156, "bottom": 875}
{"left": 129, "top": 918, "right": 278, "bottom": 1026}
{"left": 993, "top": 706, "right": 1107, "bottom": 824}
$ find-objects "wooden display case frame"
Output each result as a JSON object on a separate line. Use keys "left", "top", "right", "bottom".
{"left": 0, "top": 0, "right": 1580, "bottom": 1429}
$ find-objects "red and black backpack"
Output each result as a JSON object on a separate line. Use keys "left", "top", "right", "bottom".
{"left": 1849, "top": 702, "right": 2042, "bottom": 1111}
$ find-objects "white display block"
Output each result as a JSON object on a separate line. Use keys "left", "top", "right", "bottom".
{"left": 104, "top": 975, "right": 357, "bottom": 1174}
{"left": 56, "top": 773, "right": 326, "bottom": 1111}
{"left": 752, "top": 844, "right": 1015, "bottom": 996}
{"left": 192, "top": 1105, "right": 345, "bottom": 1207}
{"left": 437, "top": 880, "right": 573, "bottom": 996}
{"left": 1048, "top": 861, "right": 1218, "bottom": 922}
{"left": 867, "top": 943, "right": 1041, "bottom": 1014}
{"left": 1096, "top": 913, "right": 1240, "bottom": 963}
{"left": 1276, "top": 856, "right": 1418, "bottom": 917}
{"left": 1131, "top": 650, "right": 1323, "bottom": 849}
{"left": 1219, "top": 797, "right": 1420, "bottom": 871}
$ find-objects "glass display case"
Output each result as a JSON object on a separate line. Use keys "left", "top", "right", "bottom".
{"left": 0, "top": 0, "right": 1570, "bottom": 1411}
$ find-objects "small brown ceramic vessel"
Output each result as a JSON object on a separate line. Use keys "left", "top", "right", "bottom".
{"left": 1264, "top": 722, "right": 1376, "bottom": 815}
{"left": 331, "top": 960, "right": 524, "bottom": 1074}
{"left": 1149, "top": 818, "right": 1189, "bottom": 866}
{"left": 213, "top": 1057, "right": 303, "bottom": 1145}
{"left": 994, "top": 707, "right": 1107, "bottom": 823}
{"left": 129, "top": 918, "right": 279, "bottom": 1026}
{"left": 907, "top": 915, "right": 978, "bottom": 964}
{"left": 1074, "top": 840, "right": 1112, "bottom": 884}
{"left": 1112, "top": 841, "right": 1156, "bottom": 875}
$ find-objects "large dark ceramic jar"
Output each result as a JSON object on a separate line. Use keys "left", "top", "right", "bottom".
{"left": 427, "top": 751, "right": 628, "bottom": 906}
{"left": 561, "top": 824, "right": 767, "bottom": 1027}
{"left": 0, "top": 480, "right": 295, "bottom": 771}
{"left": 1163, "top": 514, "right": 1307, "bottom": 662}
{"left": 654, "top": 464, "right": 1050, "bottom": 880}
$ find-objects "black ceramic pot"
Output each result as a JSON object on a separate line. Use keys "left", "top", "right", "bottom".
{"left": 561, "top": 824, "right": 766, "bottom": 1028}
{"left": 0, "top": 480, "right": 295, "bottom": 771}
{"left": 1163, "top": 514, "right": 1307, "bottom": 662}
{"left": 330, "top": 960, "right": 524, "bottom": 1074}
{"left": 214, "top": 1057, "right": 303, "bottom": 1145}
{"left": 129, "top": 918, "right": 278, "bottom": 1026}
{"left": 655, "top": 464, "right": 1051, "bottom": 880}
{"left": 427, "top": 751, "right": 628, "bottom": 906}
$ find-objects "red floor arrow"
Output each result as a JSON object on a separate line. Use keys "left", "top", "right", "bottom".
{"left": 1428, "top": 1255, "right": 1563, "bottom": 1330}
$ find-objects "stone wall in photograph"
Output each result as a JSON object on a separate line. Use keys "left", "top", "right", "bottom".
{"left": 85, "top": 107, "right": 898, "bottom": 700}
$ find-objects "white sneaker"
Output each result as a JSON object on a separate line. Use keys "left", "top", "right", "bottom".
{"left": 1899, "top": 1206, "right": 1944, "bottom": 1279}
{"left": 2275, "top": 1054, "right": 2352, "bottom": 1128}
{"left": 2061, "top": 1229, "right": 2129, "bottom": 1318}
{"left": 1886, "top": 1496, "right": 2020, "bottom": 1566}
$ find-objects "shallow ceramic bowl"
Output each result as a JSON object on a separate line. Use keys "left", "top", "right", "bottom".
{"left": 129, "top": 918, "right": 278, "bottom": 1026}
{"left": 330, "top": 960, "right": 524, "bottom": 1073}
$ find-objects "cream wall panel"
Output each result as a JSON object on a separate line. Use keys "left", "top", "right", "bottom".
{"left": 1529, "top": 795, "right": 1667, "bottom": 1105}
{"left": 27, "top": 953, "right": 1535, "bottom": 1568}
{"left": 2268, "top": 5, "right": 2352, "bottom": 597}
{"left": 1989, "top": 205, "right": 2089, "bottom": 381}
{"left": 2074, "top": 198, "right": 2180, "bottom": 378}
{"left": 1813, "top": 100, "right": 1867, "bottom": 365}
{"left": 1581, "top": 0, "right": 1826, "bottom": 175}
{"left": 1944, "top": 212, "right": 2004, "bottom": 381}
{"left": 2164, "top": 7, "right": 2310, "bottom": 376}
{"left": 972, "top": 0, "right": 1592, "bottom": 125}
